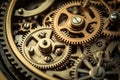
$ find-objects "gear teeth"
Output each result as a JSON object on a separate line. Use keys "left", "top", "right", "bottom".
{"left": 20, "top": 27, "right": 71, "bottom": 70}
{"left": 0, "top": 1, "right": 42, "bottom": 80}
{"left": 52, "top": 1, "right": 103, "bottom": 45}
{"left": 70, "top": 58, "right": 83, "bottom": 80}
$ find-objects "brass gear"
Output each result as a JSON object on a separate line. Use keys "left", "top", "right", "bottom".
{"left": 0, "top": 1, "right": 43, "bottom": 80}
{"left": 52, "top": 1, "right": 102, "bottom": 45}
{"left": 45, "top": 46, "right": 83, "bottom": 80}
{"left": 13, "top": 16, "right": 38, "bottom": 34}
{"left": 42, "top": 11, "right": 55, "bottom": 27}
{"left": 21, "top": 27, "right": 71, "bottom": 70}
{"left": 70, "top": 39, "right": 120, "bottom": 80}
{"left": 102, "top": 8, "right": 120, "bottom": 38}
{"left": 71, "top": 52, "right": 120, "bottom": 80}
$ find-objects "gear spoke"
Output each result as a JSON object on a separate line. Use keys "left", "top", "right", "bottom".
{"left": 87, "top": 17, "right": 98, "bottom": 24}
{"left": 63, "top": 9, "right": 74, "bottom": 18}
{"left": 54, "top": 42, "right": 65, "bottom": 48}
{"left": 83, "top": 30, "right": 91, "bottom": 37}
{"left": 58, "top": 25, "right": 68, "bottom": 31}
{"left": 78, "top": 68, "right": 89, "bottom": 73}
{"left": 46, "top": 30, "right": 53, "bottom": 39}
{"left": 31, "top": 35, "right": 40, "bottom": 42}
{"left": 83, "top": 59, "right": 93, "bottom": 69}
{"left": 106, "top": 71, "right": 117, "bottom": 75}
{"left": 83, "top": 8, "right": 92, "bottom": 20}
{"left": 97, "top": 59, "right": 102, "bottom": 67}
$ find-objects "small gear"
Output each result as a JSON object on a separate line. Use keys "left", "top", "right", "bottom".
{"left": 13, "top": 16, "right": 38, "bottom": 34}
{"left": 21, "top": 27, "right": 71, "bottom": 70}
{"left": 70, "top": 40, "right": 120, "bottom": 80}
{"left": 101, "top": 1, "right": 120, "bottom": 38}
{"left": 43, "top": 11, "right": 55, "bottom": 27}
{"left": 0, "top": 1, "right": 43, "bottom": 80}
{"left": 52, "top": 1, "right": 102, "bottom": 45}
{"left": 102, "top": 9, "right": 120, "bottom": 38}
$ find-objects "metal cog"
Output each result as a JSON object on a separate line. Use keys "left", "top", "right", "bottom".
{"left": 0, "top": 1, "right": 42, "bottom": 80}
{"left": 71, "top": 52, "right": 120, "bottom": 80}
{"left": 70, "top": 39, "right": 120, "bottom": 80}
{"left": 45, "top": 46, "right": 83, "bottom": 80}
{"left": 102, "top": 2, "right": 120, "bottom": 38}
{"left": 21, "top": 27, "right": 71, "bottom": 70}
{"left": 13, "top": 16, "right": 38, "bottom": 34}
{"left": 42, "top": 11, "right": 56, "bottom": 27}
{"left": 52, "top": 1, "right": 103, "bottom": 45}
{"left": 102, "top": 8, "right": 120, "bottom": 38}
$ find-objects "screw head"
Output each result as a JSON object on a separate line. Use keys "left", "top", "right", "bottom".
{"left": 23, "top": 23, "right": 30, "bottom": 29}
{"left": 55, "top": 48, "right": 63, "bottom": 56}
{"left": 39, "top": 32, "right": 46, "bottom": 38}
{"left": 18, "top": 9, "right": 24, "bottom": 14}
{"left": 96, "top": 41, "right": 103, "bottom": 47}
{"left": 109, "top": 12, "right": 120, "bottom": 22}
{"left": 90, "top": 66, "right": 105, "bottom": 79}
{"left": 28, "top": 47, "right": 34, "bottom": 56}
{"left": 44, "top": 56, "right": 52, "bottom": 62}
{"left": 72, "top": 16, "right": 82, "bottom": 24}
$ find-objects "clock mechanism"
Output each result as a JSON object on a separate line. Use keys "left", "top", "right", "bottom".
{"left": 0, "top": 0, "right": 120, "bottom": 80}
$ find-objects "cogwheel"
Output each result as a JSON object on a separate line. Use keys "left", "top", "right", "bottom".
{"left": 42, "top": 11, "right": 56, "bottom": 27}
{"left": 0, "top": 1, "right": 43, "bottom": 80}
{"left": 71, "top": 52, "right": 120, "bottom": 80}
{"left": 21, "top": 27, "right": 71, "bottom": 70}
{"left": 102, "top": 6, "right": 120, "bottom": 38}
{"left": 70, "top": 40, "right": 120, "bottom": 80}
{"left": 52, "top": 1, "right": 103, "bottom": 45}
{"left": 13, "top": 16, "right": 38, "bottom": 34}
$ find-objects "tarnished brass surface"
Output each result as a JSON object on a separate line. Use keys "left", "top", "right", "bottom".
{"left": 0, "top": 0, "right": 120, "bottom": 80}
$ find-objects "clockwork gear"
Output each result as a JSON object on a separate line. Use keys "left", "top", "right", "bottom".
{"left": 0, "top": 0, "right": 120, "bottom": 80}
{"left": 43, "top": 11, "right": 55, "bottom": 27}
{"left": 71, "top": 51, "right": 120, "bottom": 80}
{"left": 21, "top": 27, "right": 71, "bottom": 70}
{"left": 101, "top": 1, "right": 120, "bottom": 38}
{"left": 52, "top": 1, "right": 103, "bottom": 45}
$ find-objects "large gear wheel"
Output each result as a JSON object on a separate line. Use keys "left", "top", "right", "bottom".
{"left": 71, "top": 55, "right": 120, "bottom": 80}
{"left": 71, "top": 40, "right": 120, "bottom": 80}
{"left": 21, "top": 27, "right": 71, "bottom": 70}
{"left": 52, "top": 1, "right": 103, "bottom": 45}
{"left": 45, "top": 46, "right": 83, "bottom": 80}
